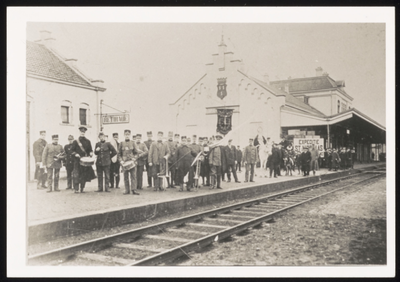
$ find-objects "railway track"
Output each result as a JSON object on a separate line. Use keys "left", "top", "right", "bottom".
{"left": 28, "top": 170, "right": 384, "bottom": 266}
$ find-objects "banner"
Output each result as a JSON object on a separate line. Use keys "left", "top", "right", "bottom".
{"left": 216, "top": 109, "right": 233, "bottom": 135}
{"left": 293, "top": 137, "right": 324, "bottom": 152}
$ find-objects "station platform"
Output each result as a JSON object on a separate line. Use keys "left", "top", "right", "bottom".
{"left": 27, "top": 162, "right": 385, "bottom": 244}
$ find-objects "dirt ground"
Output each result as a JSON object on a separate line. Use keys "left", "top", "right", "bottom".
{"left": 178, "top": 175, "right": 386, "bottom": 266}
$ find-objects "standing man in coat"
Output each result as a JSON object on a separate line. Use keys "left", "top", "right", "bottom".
{"left": 42, "top": 134, "right": 65, "bottom": 192}
{"left": 301, "top": 147, "right": 311, "bottom": 176}
{"left": 243, "top": 137, "right": 257, "bottom": 182}
{"left": 144, "top": 131, "right": 154, "bottom": 188}
{"left": 176, "top": 136, "right": 198, "bottom": 191}
{"left": 310, "top": 144, "right": 320, "bottom": 176}
{"left": 118, "top": 129, "right": 140, "bottom": 195}
{"left": 224, "top": 139, "right": 240, "bottom": 183}
{"left": 166, "top": 132, "right": 178, "bottom": 188}
{"left": 148, "top": 131, "right": 171, "bottom": 191}
{"left": 94, "top": 132, "right": 117, "bottom": 192}
{"left": 190, "top": 135, "right": 202, "bottom": 188}
{"left": 270, "top": 142, "right": 281, "bottom": 178}
{"left": 200, "top": 137, "right": 211, "bottom": 186}
{"left": 208, "top": 134, "right": 226, "bottom": 189}
{"left": 33, "top": 130, "right": 47, "bottom": 189}
{"left": 64, "top": 135, "right": 75, "bottom": 190}
{"left": 71, "top": 126, "right": 96, "bottom": 193}
{"left": 236, "top": 145, "right": 243, "bottom": 172}
{"left": 331, "top": 148, "right": 341, "bottom": 171}
{"left": 109, "top": 133, "right": 120, "bottom": 189}
{"left": 135, "top": 134, "right": 148, "bottom": 190}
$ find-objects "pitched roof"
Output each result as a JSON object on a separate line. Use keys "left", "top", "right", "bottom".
{"left": 270, "top": 76, "right": 338, "bottom": 92}
{"left": 26, "top": 41, "right": 91, "bottom": 86}
{"left": 247, "top": 75, "right": 326, "bottom": 118}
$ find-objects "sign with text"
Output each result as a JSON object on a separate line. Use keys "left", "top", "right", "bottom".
{"left": 102, "top": 114, "right": 130, "bottom": 125}
{"left": 293, "top": 137, "right": 324, "bottom": 152}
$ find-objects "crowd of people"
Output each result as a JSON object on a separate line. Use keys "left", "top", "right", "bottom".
{"left": 32, "top": 126, "right": 357, "bottom": 195}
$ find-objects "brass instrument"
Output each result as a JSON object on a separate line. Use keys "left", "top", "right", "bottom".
{"left": 158, "top": 155, "right": 169, "bottom": 191}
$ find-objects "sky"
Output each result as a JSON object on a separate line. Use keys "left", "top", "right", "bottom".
{"left": 26, "top": 22, "right": 386, "bottom": 132}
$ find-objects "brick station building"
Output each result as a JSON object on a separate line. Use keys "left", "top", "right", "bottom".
{"left": 169, "top": 37, "right": 386, "bottom": 162}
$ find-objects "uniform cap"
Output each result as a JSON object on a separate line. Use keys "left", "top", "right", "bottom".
{"left": 228, "top": 139, "right": 232, "bottom": 142}
{"left": 215, "top": 134, "right": 223, "bottom": 140}
{"left": 98, "top": 132, "right": 104, "bottom": 137}
{"left": 203, "top": 137, "right": 208, "bottom": 140}
{"left": 113, "top": 133, "right": 118, "bottom": 137}
{"left": 199, "top": 137, "right": 203, "bottom": 141}
{"left": 68, "top": 135, "right": 74, "bottom": 140}
{"left": 168, "top": 131, "right": 173, "bottom": 138}
{"left": 136, "top": 134, "right": 142, "bottom": 137}
{"left": 52, "top": 134, "right": 59, "bottom": 139}
{"left": 79, "top": 125, "right": 88, "bottom": 132}
{"left": 174, "top": 134, "right": 180, "bottom": 138}
{"left": 181, "top": 136, "right": 187, "bottom": 140}
{"left": 124, "top": 129, "right": 131, "bottom": 134}
{"left": 192, "top": 135, "right": 197, "bottom": 138}
{"left": 147, "top": 131, "right": 152, "bottom": 136}
{"left": 249, "top": 138, "right": 254, "bottom": 141}
{"left": 158, "top": 131, "right": 163, "bottom": 135}
{"left": 40, "top": 130, "right": 46, "bottom": 134}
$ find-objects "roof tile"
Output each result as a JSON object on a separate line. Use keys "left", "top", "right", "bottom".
{"left": 26, "top": 41, "right": 91, "bottom": 86}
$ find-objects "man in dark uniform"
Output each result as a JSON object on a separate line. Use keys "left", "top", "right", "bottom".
{"left": 166, "top": 131, "right": 177, "bottom": 188}
{"left": 33, "top": 130, "right": 47, "bottom": 189}
{"left": 224, "top": 139, "right": 240, "bottom": 183}
{"left": 176, "top": 136, "right": 198, "bottom": 191}
{"left": 64, "top": 135, "right": 75, "bottom": 190}
{"left": 118, "top": 129, "right": 140, "bottom": 195}
{"left": 148, "top": 131, "right": 171, "bottom": 191}
{"left": 270, "top": 142, "right": 281, "bottom": 178}
{"left": 94, "top": 132, "right": 117, "bottom": 192}
{"left": 42, "top": 134, "right": 65, "bottom": 192}
{"left": 201, "top": 137, "right": 211, "bottom": 186}
{"left": 173, "top": 133, "right": 180, "bottom": 185}
{"left": 236, "top": 145, "right": 242, "bottom": 172}
{"left": 327, "top": 148, "right": 332, "bottom": 171}
{"left": 135, "top": 134, "right": 148, "bottom": 190}
{"left": 71, "top": 126, "right": 96, "bottom": 193}
{"left": 301, "top": 147, "right": 311, "bottom": 176}
{"left": 351, "top": 147, "right": 356, "bottom": 169}
{"left": 109, "top": 133, "right": 120, "bottom": 189}
{"left": 144, "top": 131, "right": 153, "bottom": 188}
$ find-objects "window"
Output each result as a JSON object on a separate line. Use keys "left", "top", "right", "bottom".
{"left": 61, "top": 106, "right": 69, "bottom": 123}
{"left": 79, "top": 103, "right": 90, "bottom": 126}
{"left": 337, "top": 100, "right": 340, "bottom": 114}
{"left": 61, "top": 100, "right": 72, "bottom": 124}
{"left": 79, "top": 108, "right": 87, "bottom": 125}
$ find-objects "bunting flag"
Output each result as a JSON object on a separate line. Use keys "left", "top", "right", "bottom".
{"left": 216, "top": 109, "right": 233, "bottom": 135}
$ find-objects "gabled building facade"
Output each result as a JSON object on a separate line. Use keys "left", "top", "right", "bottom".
{"left": 26, "top": 30, "right": 106, "bottom": 180}
{"left": 169, "top": 37, "right": 385, "bottom": 162}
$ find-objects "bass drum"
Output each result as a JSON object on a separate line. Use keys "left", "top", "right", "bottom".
{"left": 80, "top": 157, "right": 95, "bottom": 167}
{"left": 122, "top": 160, "right": 136, "bottom": 171}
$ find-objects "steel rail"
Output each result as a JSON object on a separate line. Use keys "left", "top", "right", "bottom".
{"left": 129, "top": 173, "right": 383, "bottom": 266}
{"left": 28, "top": 171, "right": 383, "bottom": 265}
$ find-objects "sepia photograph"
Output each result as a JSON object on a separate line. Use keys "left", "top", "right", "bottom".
{"left": 7, "top": 7, "right": 394, "bottom": 277}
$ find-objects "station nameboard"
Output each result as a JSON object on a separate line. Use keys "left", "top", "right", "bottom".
{"left": 102, "top": 114, "right": 130, "bottom": 124}
{"left": 293, "top": 137, "right": 324, "bottom": 152}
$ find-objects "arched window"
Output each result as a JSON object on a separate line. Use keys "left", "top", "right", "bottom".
{"left": 61, "top": 100, "right": 73, "bottom": 124}
{"left": 337, "top": 100, "right": 340, "bottom": 114}
{"left": 79, "top": 103, "right": 90, "bottom": 126}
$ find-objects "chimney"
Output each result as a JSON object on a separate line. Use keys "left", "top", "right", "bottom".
{"left": 264, "top": 73, "right": 270, "bottom": 85}
{"left": 90, "top": 79, "right": 104, "bottom": 88}
{"left": 284, "top": 83, "right": 290, "bottom": 93}
{"left": 316, "top": 66, "right": 323, "bottom": 76}
{"left": 65, "top": 58, "right": 77, "bottom": 68}
{"left": 39, "top": 30, "right": 56, "bottom": 49}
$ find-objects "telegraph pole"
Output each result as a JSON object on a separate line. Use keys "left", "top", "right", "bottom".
{"left": 100, "top": 99, "right": 103, "bottom": 132}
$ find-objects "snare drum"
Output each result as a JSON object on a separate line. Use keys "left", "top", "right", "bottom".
{"left": 122, "top": 160, "right": 136, "bottom": 171}
{"left": 80, "top": 157, "right": 95, "bottom": 167}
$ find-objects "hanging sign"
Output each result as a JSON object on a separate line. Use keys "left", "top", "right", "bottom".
{"left": 293, "top": 137, "right": 324, "bottom": 152}
{"left": 102, "top": 114, "right": 130, "bottom": 124}
{"left": 216, "top": 109, "right": 233, "bottom": 135}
